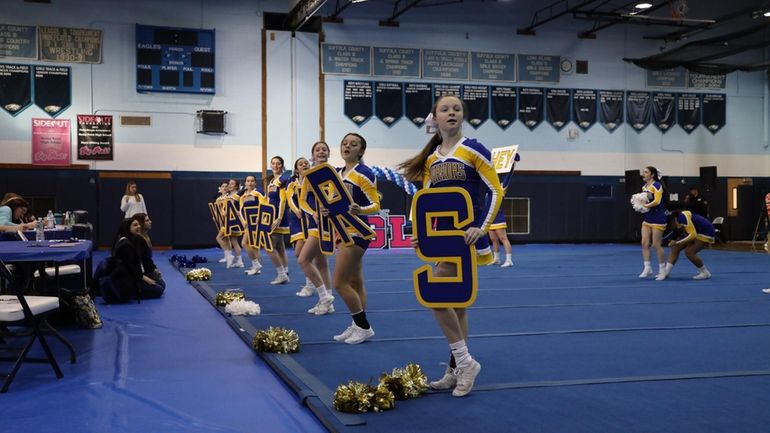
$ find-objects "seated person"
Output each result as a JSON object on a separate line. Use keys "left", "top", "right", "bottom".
{"left": 0, "top": 193, "right": 36, "bottom": 232}
{"left": 96, "top": 218, "right": 165, "bottom": 303}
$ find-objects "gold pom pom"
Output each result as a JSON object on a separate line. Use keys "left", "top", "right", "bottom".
{"left": 379, "top": 363, "right": 428, "bottom": 400}
{"left": 186, "top": 268, "right": 212, "bottom": 281}
{"left": 215, "top": 289, "right": 245, "bottom": 306}
{"left": 252, "top": 326, "right": 300, "bottom": 353}
{"left": 333, "top": 381, "right": 394, "bottom": 413}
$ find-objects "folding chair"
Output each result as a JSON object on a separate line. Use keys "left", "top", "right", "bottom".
{"left": 0, "top": 259, "right": 73, "bottom": 393}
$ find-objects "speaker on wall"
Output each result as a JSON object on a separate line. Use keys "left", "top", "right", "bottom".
{"left": 700, "top": 166, "right": 717, "bottom": 195}
{"left": 625, "top": 169, "right": 642, "bottom": 194}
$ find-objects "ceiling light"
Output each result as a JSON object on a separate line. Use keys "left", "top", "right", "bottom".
{"left": 764, "top": 10, "right": 770, "bottom": 17}
{"left": 635, "top": 2, "right": 653, "bottom": 9}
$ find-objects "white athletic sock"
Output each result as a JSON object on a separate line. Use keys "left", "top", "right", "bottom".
{"left": 315, "top": 284, "right": 330, "bottom": 299}
{"left": 449, "top": 340, "right": 472, "bottom": 368}
{"left": 666, "top": 263, "right": 673, "bottom": 272}
{"left": 698, "top": 265, "right": 708, "bottom": 273}
{"left": 505, "top": 253, "right": 512, "bottom": 262}
{"left": 305, "top": 277, "right": 314, "bottom": 288}
{"left": 643, "top": 261, "right": 651, "bottom": 270}
{"left": 492, "top": 252, "right": 499, "bottom": 262}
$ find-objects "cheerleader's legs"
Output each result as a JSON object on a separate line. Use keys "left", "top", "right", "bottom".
{"left": 270, "top": 233, "right": 289, "bottom": 269}
{"left": 241, "top": 235, "right": 261, "bottom": 274}
{"left": 297, "top": 235, "right": 334, "bottom": 314}
{"left": 333, "top": 244, "right": 366, "bottom": 313}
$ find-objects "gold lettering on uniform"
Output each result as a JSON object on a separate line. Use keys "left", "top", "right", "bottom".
{"left": 430, "top": 162, "right": 466, "bottom": 183}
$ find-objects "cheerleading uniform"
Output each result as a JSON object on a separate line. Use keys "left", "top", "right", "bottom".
{"left": 338, "top": 163, "right": 381, "bottom": 251}
{"left": 268, "top": 172, "right": 291, "bottom": 235}
{"left": 642, "top": 180, "right": 666, "bottom": 230}
{"left": 676, "top": 210, "right": 715, "bottom": 244}
{"left": 286, "top": 177, "right": 307, "bottom": 244}
{"left": 422, "top": 137, "right": 504, "bottom": 265}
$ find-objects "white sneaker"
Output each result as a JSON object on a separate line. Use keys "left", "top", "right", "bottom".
{"left": 245, "top": 267, "right": 261, "bottom": 276}
{"left": 693, "top": 270, "right": 711, "bottom": 280}
{"left": 429, "top": 365, "right": 457, "bottom": 390}
{"left": 333, "top": 322, "right": 355, "bottom": 342}
{"left": 655, "top": 271, "right": 668, "bottom": 281}
{"left": 308, "top": 296, "right": 335, "bottom": 315}
{"left": 762, "top": 288, "right": 770, "bottom": 294}
{"left": 270, "top": 273, "right": 289, "bottom": 285}
{"left": 232, "top": 256, "right": 245, "bottom": 268}
{"left": 218, "top": 257, "right": 227, "bottom": 263}
{"left": 452, "top": 360, "right": 481, "bottom": 397}
{"left": 500, "top": 260, "right": 513, "bottom": 268}
{"left": 296, "top": 284, "right": 314, "bottom": 297}
{"left": 638, "top": 268, "right": 653, "bottom": 278}
{"left": 344, "top": 325, "right": 374, "bottom": 344}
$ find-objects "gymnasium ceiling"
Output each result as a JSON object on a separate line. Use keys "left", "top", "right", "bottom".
{"left": 294, "top": 0, "right": 770, "bottom": 73}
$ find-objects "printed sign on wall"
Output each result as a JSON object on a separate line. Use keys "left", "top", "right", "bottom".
{"left": 32, "top": 118, "right": 71, "bottom": 166}
{"left": 0, "top": 63, "right": 32, "bottom": 116}
{"left": 77, "top": 114, "right": 113, "bottom": 160}
{"left": 33, "top": 65, "right": 70, "bottom": 117}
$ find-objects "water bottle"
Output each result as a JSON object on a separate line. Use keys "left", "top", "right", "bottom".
{"left": 46, "top": 210, "right": 55, "bottom": 228}
{"left": 35, "top": 218, "right": 45, "bottom": 242}
{"left": 64, "top": 211, "right": 72, "bottom": 228}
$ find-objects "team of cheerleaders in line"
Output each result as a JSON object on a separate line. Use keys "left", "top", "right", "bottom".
{"left": 208, "top": 95, "right": 505, "bottom": 397}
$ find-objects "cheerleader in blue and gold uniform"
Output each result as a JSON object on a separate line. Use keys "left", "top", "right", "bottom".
{"left": 398, "top": 95, "right": 503, "bottom": 398}
{"left": 286, "top": 157, "right": 315, "bottom": 296}
{"left": 329, "top": 133, "right": 381, "bottom": 345}
{"left": 222, "top": 178, "right": 244, "bottom": 269}
{"left": 298, "top": 141, "right": 335, "bottom": 315}
{"left": 239, "top": 175, "right": 264, "bottom": 276}
{"left": 265, "top": 156, "right": 292, "bottom": 284}
{"left": 659, "top": 207, "right": 714, "bottom": 280}
{"left": 639, "top": 166, "right": 667, "bottom": 279}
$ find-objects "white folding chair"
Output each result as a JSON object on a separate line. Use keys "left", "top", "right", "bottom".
{"left": 0, "top": 259, "right": 70, "bottom": 393}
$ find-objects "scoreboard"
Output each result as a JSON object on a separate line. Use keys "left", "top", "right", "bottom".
{"left": 135, "top": 24, "right": 215, "bottom": 95}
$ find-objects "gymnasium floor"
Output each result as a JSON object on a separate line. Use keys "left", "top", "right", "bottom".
{"left": 2, "top": 243, "right": 769, "bottom": 433}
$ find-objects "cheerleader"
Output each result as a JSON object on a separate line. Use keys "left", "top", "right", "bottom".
{"left": 487, "top": 199, "right": 513, "bottom": 268}
{"left": 221, "top": 179, "right": 243, "bottom": 269}
{"left": 286, "top": 157, "right": 316, "bottom": 297}
{"left": 266, "top": 156, "right": 291, "bottom": 284}
{"left": 639, "top": 166, "right": 667, "bottom": 280}
{"left": 398, "top": 95, "right": 503, "bottom": 397}
{"left": 214, "top": 182, "right": 230, "bottom": 263}
{"left": 329, "top": 133, "right": 380, "bottom": 344}
{"left": 239, "top": 175, "right": 264, "bottom": 276}
{"left": 659, "top": 208, "right": 714, "bottom": 280}
{"left": 298, "top": 141, "right": 335, "bottom": 315}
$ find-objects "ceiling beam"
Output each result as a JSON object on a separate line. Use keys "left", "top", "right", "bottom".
{"left": 643, "top": 5, "right": 756, "bottom": 43}
{"left": 380, "top": 0, "right": 463, "bottom": 27}
{"left": 517, "top": 0, "right": 602, "bottom": 35}
{"left": 576, "top": 1, "right": 667, "bottom": 39}
{"left": 288, "top": 0, "right": 328, "bottom": 31}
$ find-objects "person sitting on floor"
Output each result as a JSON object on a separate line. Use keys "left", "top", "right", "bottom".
{"left": 97, "top": 218, "right": 165, "bottom": 303}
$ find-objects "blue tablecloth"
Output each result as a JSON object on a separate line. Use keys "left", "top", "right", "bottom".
{"left": 0, "top": 240, "right": 92, "bottom": 263}
{"left": 0, "top": 228, "right": 73, "bottom": 242}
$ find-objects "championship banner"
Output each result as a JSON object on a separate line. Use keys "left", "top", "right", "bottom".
{"left": 405, "top": 83, "right": 432, "bottom": 127}
{"left": 572, "top": 89, "right": 597, "bottom": 131}
{"left": 304, "top": 163, "right": 376, "bottom": 250}
{"left": 652, "top": 92, "right": 675, "bottom": 133}
{"left": 490, "top": 86, "right": 516, "bottom": 129}
{"left": 344, "top": 80, "right": 373, "bottom": 125}
{"left": 626, "top": 91, "right": 651, "bottom": 132}
{"left": 519, "top": 87, "right": 544, "bottom": 130}
{"left": 38, "top": 26, "right": 102, "bottom": 64}
{"left": 411, "top": 187, "right": 478, "bottom": 308}
{"left": 546, "top": 88, "right": 570, "bottom": 131}
{"left": 490, "top": 145, "right": 520, "bottom": 174}
{"left": 33, "top": 65, "right": 70, "bottom": 118}
{"left": 31, "top": 118, "right": 70, "bottom": 166}
{"left": 433, "top": 83, "right": 462, "bottom": 101}
{"left": 677, "top": 93, "right": 701, "bottom": 134}
{"left": 702, "top": 93, "right": 726, "bottom": 134}
{"left": 77, "top": 114, "right": 113, "bottom": 160}
{"left": 598, "top": 90, "right": 623, "bottom": 132}
{"left": 0, "top": 24, "right": 37, "bottom": 59}
{"left": 375, "top": 81, "right": 403, "bottom": 126}
{"left": 462, "top": 85, "right": 489, "bottom": 129}
{"left": 0, "top": 64, "right": 32, "bottom": 116}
